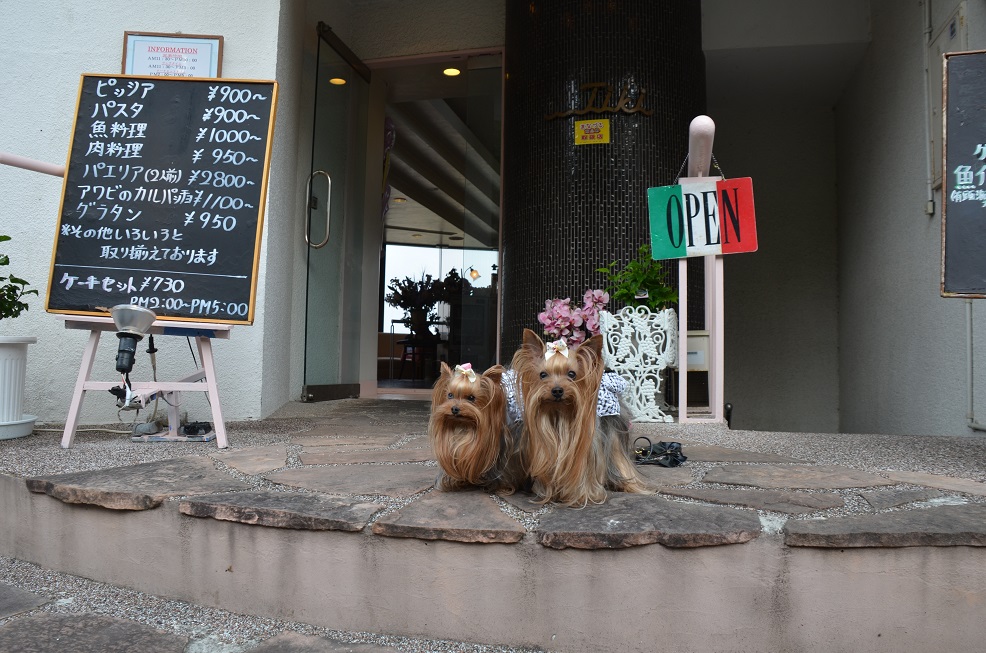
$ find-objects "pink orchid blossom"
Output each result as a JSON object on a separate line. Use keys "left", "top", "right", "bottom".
{"left": 537, "top": 290, "right": 609, "bottom": 346}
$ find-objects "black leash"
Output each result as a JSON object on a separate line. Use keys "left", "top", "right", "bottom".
{"left": 633, "top": 436, "right": 687, "bottom": 467}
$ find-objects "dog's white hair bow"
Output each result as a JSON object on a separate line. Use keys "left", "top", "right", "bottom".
{"left": 453, "top": 363, "right": 478, "bottom": 382}
{"left": 545, "top": 339, "right": 570, "bottom": 360}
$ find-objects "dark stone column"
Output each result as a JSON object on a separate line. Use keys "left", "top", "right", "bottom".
{"left": 500, "top": 0, "right": 705, "bottom": 358}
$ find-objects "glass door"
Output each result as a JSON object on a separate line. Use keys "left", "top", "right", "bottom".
{"left": 303, "top": 23, "right": 370, "bottom": 401}
{"left": 446, "top": 55, "right": 502, "bottom": 372}
{"left": 378, "top": 53, "right": 502, "bottom": 388}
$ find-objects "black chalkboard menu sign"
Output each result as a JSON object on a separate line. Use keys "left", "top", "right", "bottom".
{"left": 46, "top": 73, "right": 278, "bottom": 323}
{"left": 943, "top": 51, "right": 986, "bottom": 298}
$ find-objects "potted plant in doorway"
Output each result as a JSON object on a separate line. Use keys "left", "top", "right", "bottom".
{"left": 384, "top": 273, "right": 442, "bottom": 340}
{"left": 596, "top": 243, "right": 679, "bottom": 422}
{"left": 0, "top": 234, "right": 39, "bottom": 439}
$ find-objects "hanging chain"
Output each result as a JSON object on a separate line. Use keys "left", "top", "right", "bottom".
{"left": 675, "top": 153, "right": 725, "bottom": 183}
{"left": 674, "top": 156, "right": 688, "bottom": 183}
{"left": 712, "top": 154, "right": 726, "bottom": 179}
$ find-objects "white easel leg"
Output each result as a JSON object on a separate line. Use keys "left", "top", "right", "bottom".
{"left": 166, "top": 391, "right": 181, "bottom": 438}
{"left": 62, "top": 330, "right": 101, "bottom": 449}
{"left": 196, "top": 337, "right": 228, "bottom": 449}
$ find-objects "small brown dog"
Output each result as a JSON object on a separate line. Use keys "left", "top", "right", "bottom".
{"left": 508, "top": 329, "right": 649, "bottom": 507}
{"left": 428, "top": 362, "right": 523, "bottom": 493}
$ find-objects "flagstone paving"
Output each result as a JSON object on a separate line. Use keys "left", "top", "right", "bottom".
{"left": 0, "top": 612, "right": 188, "bottom": 653}
{"left": 25, "top": 456, "right": 252, "bottom": 510}
{"left": 13, "top": 399, "right": 986, "bottom": 553}
{"left": 784, "top": 504, "right": 986, "bottom": 547}
{"left": 211, "top": 444, "right": 289, "bottom": 475}
{"left": 536, "top": 493, "right": 763, "bottom": 549}
{"left": 179, "top": 491, "right": 385, "bottom": 531}
{"left": 263, "top": 465, "right": 438, "bottom": 497}
{"left": 657, "top": 486, "right": 845, "bottom": 514}
{"left": 0, "top": 583, "right": 47, "bottom": 619}
{"left": 880, "top": 470, "right": 986, "bottom": 496}
{"left": 372, "top": 490, "right": 526, "bottom": 543}
{"left": 298, "top": 448, "right": 436, "bottom": 465}
{"left": 702, "top": 463, "right": 897, "bottom": 489}
{"left": 290, "top": 434, "right": 402, "bottom": 448}
{"left": 859, "top": 487, "right": 943, "bottom": 511}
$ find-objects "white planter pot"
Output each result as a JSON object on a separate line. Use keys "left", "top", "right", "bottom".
{"left": 599, "top": 306, "right": 678, "bottom": 423}
{"left": 0, "top": 336, "right": 37, "bottom": 439}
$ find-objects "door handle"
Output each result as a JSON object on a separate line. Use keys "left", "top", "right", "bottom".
{"left": 305, "top": 170, "right": 331, "bottom": 249}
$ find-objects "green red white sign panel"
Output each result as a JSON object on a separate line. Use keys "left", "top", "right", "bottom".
{"left": 647, "top": 177, "right": 757, "bottom": 259}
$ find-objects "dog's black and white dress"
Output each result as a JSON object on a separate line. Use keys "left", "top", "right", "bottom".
{"left": 501, "top": 369, "right": 627, "bottom": 423}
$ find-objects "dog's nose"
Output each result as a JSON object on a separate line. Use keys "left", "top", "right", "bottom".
{"left": 451, "top": 405, "right": 460, "bottom": 415}
{"left": 551, "top": 386, "right": 564, "bottom": 399}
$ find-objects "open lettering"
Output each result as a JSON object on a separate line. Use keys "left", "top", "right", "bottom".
{"left": 647, "top": 178, "right": 758, "bottom": 259}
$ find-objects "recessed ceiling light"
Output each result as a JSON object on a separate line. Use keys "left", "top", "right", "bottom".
{"left": 448, "top": 235, "right": 464, "bottom": 241}
{"left": 393, "top": 197, "right": 407, "bottom": 203}
{"left": 443, "top": 67, "right": 461, "bottom": 77}
{"left": 329, "top": 77, "right": 347, "bottom": 85}
{"left": 411, "top": 233, "right": 422, "bottom": 238}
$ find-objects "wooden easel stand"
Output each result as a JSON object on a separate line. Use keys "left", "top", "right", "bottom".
{"left": 59, "top": 315, "right": 231, "bottom": 449}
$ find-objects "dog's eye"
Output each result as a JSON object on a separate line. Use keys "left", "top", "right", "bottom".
{"left": 447, "top": 392, "right": 453, "bottom": 399}
{"left": 567, "top": 371, "right": 577, "bottom": 379}
{"left": 467, "top": 395, "right": 476, "bottom": 402}
{"left": 539, "top": 371, "right": 548, "bottom": 379}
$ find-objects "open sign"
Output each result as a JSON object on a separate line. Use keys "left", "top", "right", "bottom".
{"left": 647, "top": 177, "right": 757, "bottom": 259}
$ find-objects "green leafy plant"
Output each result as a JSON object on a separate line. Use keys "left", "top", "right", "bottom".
{"left": 596, "top": 243, "right": 677, "bottom": 311}
{"left": 0, "top": 235, "right": 38, "bottom": 320}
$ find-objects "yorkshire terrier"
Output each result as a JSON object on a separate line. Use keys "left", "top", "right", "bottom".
{"left": 428, "top": 362, "right": 524, "bottom": 493}
{"left": 507, "top": 329, "right": 650, "bottom": 507}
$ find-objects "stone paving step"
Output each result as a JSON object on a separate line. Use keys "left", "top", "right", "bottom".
{"left": 784, "top": 503, "right": 986, "bottom": 547}
{"left": 372, "top": 490, "right": 526, "bottom": 543}
{"left": 0, "top": 612, "right": 187, "bottom": 652}
{"left": 859, "top": 488, "right": 942, "bottom": 510}
{"left": 658, "top": 486, "right": 845, "bottom": 514}
{"left": 0, "top": 582, "right": 46, "bottom": 619}
{"left": 19, "top": 418, "right": 986, "bottom": 554}
{"left": 703, "top": 463, "right": 897, "bottom": 489}
{"left": 179, "top": 491, "right": 385, "bottom": 531}
{"left": 25, "top": 456, "right": 252, "bottom": 510}
{"left": 264, "top": 465, "right": 437, "bottom": 497}
{"left": 536, "top": 493, "right": 763, "bottom": 549}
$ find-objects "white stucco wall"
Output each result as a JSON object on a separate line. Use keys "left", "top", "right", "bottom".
{"left": 0, "top": 1, "right": 284, "bottom": 427}
{"left": 836, "top": 0, "right": 986, "bottom": 435}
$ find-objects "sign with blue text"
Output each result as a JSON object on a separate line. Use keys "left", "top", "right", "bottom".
{"left": 647, "top": 177, "right": 757, "bottom": 259}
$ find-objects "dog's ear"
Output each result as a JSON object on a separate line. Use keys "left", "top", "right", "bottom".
{"left": 431, "top": 364, "right": 452, "bottom": 406}
{"left": 574, "top": 334, "right": 605, "bottom": 380}
{"left": 521, "top": 328, "right": 544, "bottom": 352}
{"left": 580, "top": 334, "right": 603, "bottom": 358}
{"left": 482, "top": 364, "right": 505, "bottom": 385}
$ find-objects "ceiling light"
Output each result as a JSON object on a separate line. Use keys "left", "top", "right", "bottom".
{"left": 443, "top": 67, "right": 461, "bottom": 77}
{"left": 393, "top": 197, "right": 407, "bottom": 203}
{"left": 448, "top": 235, "right": 464, "bottom": 241}
{"left": 329, "top": 77, "right": 347, "bottom": 85}
{"left": 411, "top": 233, "right": 422, "bottom": 238}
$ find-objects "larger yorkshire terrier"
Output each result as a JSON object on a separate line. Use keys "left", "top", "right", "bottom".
{"left": 428, "top": 362, "right": 523, "bottom": 493}
{"left": 508, "top": 329, "right": 650, "bottom": 507}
